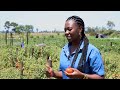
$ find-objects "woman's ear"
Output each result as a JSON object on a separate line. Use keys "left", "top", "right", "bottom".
{"left": 78, "top": 27, "right": 82, "bottom": 35}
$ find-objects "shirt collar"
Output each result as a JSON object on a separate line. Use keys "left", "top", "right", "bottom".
{"left": 63, "top": 41, "right": 84, "bottom": 57}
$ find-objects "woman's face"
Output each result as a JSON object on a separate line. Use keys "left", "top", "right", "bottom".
{"left": 64, "top": 19, "right": 82, "bottom": 43}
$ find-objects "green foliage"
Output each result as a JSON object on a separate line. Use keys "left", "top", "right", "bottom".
{"left": 0, "top": 33, "right": 120, "bottom": 79}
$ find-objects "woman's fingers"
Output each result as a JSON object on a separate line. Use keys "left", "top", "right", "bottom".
{"left": 64, "top": 71, "right": 73, "bottom": 76}
{"left": 45, "top": 64, "right": 50, "bottom": 68}
{"left": 45, "top": 64, "right": 53, "bottom": 73}
{"left": 45, "top": 64, "right": 53, "bottom": 77}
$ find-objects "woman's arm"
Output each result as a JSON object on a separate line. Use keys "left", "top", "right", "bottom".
{"left": 46, "top": 65, "right": 62, "bottom": 79}
{"left": 64, "top": 68, "right": 104, "bottom": 79}
{"left": 52, "top": 71, "right": 62, "bottom": 79}
{"left": 82, "top": 73, "right": 104, "bottom": 79}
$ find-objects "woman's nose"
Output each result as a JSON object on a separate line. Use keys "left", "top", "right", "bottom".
{"left": 65, "top": 30, "right": 70, "bottom": 34}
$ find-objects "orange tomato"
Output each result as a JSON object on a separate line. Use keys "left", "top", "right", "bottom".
{"left": 65, "top": 67, "right": 74, "bottom": 73}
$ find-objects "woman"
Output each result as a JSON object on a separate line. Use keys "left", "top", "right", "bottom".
{"left": 46, "top": 15, "right": 105, "bottom": 79}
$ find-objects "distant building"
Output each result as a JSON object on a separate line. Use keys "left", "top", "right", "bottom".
{"left": 95, "top": 33, "right": 107, "bottom": 38}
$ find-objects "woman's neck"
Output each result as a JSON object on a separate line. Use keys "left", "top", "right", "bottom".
{"left": 70, "top": 38, "right": 81, "bottom": 54}
{"left": 71, "top": 38, "right": 81, "bottom": 47}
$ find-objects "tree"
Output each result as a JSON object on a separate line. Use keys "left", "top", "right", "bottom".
{"left": 86, "top": 26, "right": 96, "bottom": 36}
{"left": 4, "top": 21, "right": 11, "bottom": 32}
{"left": 15, "top": 25, "right": 24, "bottom": 34}
{"left": 10, "top": 22, "right": 18, "bottom": 32}
{"left": 36, "top": 28, "right": 39, "bottom": 32}
{"left": 107, "top": 21, "right": 115, "bottom": 30}
{"left": 24, "top": 25, "right": 34, "bottom": 33}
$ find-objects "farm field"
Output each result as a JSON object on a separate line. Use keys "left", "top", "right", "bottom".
{"left": 0, "top": 32, "right": 120, "bottom": 79}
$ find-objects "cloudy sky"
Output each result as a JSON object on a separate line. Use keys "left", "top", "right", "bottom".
{"left": 0, "top": 11, "right": 120, "bottom": 31}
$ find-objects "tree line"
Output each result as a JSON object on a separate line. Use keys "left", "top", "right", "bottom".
{"left": 0, "top": 20, "right": 120, "bottom": 38}
{"left": 85, "top": 21, "right": 120, "bottom": 37}
{"left": 3, "top": 21, "right": 34, "bottom": 34}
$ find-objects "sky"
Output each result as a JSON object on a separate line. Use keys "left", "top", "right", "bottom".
{"left": 0, "top": 11, "right": 120, "bottom": 32}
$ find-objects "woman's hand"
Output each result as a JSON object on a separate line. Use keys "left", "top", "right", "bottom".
{"left": 64, "top": 68, "right": 84, "bottom": 79}
{"left": 45, "top": 64, "right": 54, "bottom": 78}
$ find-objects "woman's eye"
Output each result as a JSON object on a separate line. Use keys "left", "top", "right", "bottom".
{"left": 65, "top": 29, "right": 72, "bottom": 32}
{"left": 64, "top": 28, "right": 72, "bottom": 32}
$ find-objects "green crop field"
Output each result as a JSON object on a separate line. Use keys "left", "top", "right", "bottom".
{"left": 0, "top": 32, "right": 120, "bottom": 79}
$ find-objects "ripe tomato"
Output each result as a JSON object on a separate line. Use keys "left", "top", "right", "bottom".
{"left": 65, "top": 67, "right": 74, "bottom": 73}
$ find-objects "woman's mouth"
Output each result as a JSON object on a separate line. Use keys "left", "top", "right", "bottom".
{"left": 67, "top": 36, "right": 71, "bottom": 40}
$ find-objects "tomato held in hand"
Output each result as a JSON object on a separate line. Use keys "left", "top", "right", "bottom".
{"left": 65, "top": 67, "right": 74, "bottom": 73}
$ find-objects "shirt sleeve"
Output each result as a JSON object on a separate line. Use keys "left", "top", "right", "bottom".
{"left": 89, "top": 49, "right": 105, "bottom": 76}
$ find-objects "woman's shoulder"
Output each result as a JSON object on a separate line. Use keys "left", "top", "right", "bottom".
{"left": 88, "top": 43, "right": 100, "bottom": 52}
{"left": 87, "top": 44, "right": 102, "bottom": 58}
{"left": 62, "top": 43, "right": 69, "bottom": 49}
